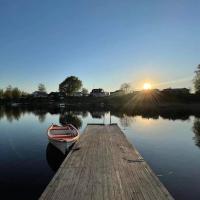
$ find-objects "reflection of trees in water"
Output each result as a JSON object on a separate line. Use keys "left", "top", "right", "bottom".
{"left": 160, "top": 113, "right": 189, "bottom": 121}
{"left": 90, "top": 111, "right": 106, "bottom": 119}
{"left": 0, "top": 106, "right": 4, "bottom": 120}
{"left": 119, "top": 114, "right": 135, "bottom": 128}
{"left": 33, "top": 110, "right": 47, "bottom": 123}
{"left": 0, "top": 106, "right": 27, "bottom": 122}
{"left": 46, "top": 143, "right": 66, "bottom": 172}
{"left": 193, "top": 118, "right": 200, "bottom": 147}
{"left": 74, "top": 111, "right": 88, "bottom": 118}
{"left": 0, "top": 106, "right": 48, "bottom": 123}
{"left": 11, "top": 108, "right": 21, "bottom": 121}
{"left": 59, "top": 112, "right": 82, "bottom": 129}
{"left": 81, "top": 111, "right": 88, "bottom": 118}
{"left": 4, "top": 107, "right": 22, "bottom": 122}
{"left": 5, "top": 110, "right": 14, "bottom": 122}
{"left": 37, "top": 114, "right": 45, "bottom": 123}
{"left": 71, "top": 111, "right": 82, "bottom": 116}
{"left": 1, "top": 105, "right": 200, "bottom": 124}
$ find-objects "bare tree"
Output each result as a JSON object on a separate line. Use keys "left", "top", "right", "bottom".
{"left": 38, "top": 83, "right": 46, "bottom": 92}
{"left": 82, "top": 88, "right": 88, "bottom": 96}
{"left": 120, "top": 83, "right": 131, "bottom": 93}
{"left": 194, "top": 64, "right": 200, "bottom": 93}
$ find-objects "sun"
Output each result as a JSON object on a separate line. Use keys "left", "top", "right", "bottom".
{"left": 143, "top": 83, "right": 152, "bottom": 90}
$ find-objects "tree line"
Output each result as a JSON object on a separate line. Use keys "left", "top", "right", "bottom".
{"left": 0, "top": 83, "right": 46, "bottom": 99}
{"left": 0, "top": 85, "right": 28, "bottom": 99}
{"left": 1, "top": 64, "right": 200, "bottom": 100}
{"left": 0, "top": 77, "right": 88, "bottom": 100}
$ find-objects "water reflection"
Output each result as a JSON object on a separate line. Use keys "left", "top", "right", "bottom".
{"left": 193, "top": 118, "right": 200, "bottom": 147}
{"left": 1, "top": 105, "right": 200, "bottom": 123}
{"left": 81, "top": 111, "right": 88, "bottom": 118}
{"left": 46, "top": 143, "right": 66, "bottom": 172}
{"left": 33, "top": 110, "right": 46, "bottom": 123}
{"left": 2, "top": 106, "right": 200, "bottom": 199}
{"left": 119, "top": 114, "right": 135, "bottom": 128}
{"left": 90, "top": 111, "right": 106, "bottom": 119}
{"left": 59, "top": 112, "right": 82, "bottom": 129}
{"left": 0, "top": 106, "right": 24, "bottom": 122}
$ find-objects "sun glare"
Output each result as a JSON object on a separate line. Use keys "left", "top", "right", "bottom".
{"left": 143, "top": 83, "right": 152, "bottom": 90}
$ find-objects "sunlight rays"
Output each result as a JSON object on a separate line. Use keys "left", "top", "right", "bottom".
{"left": 143, "top": 83, "right": 152, "bottom": 90}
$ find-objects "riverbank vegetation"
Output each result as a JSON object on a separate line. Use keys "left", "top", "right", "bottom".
{"left": 1, "top": 65, "right": 200, "bottom": 109}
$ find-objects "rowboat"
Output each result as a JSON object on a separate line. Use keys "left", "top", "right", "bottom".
{"left": 47, "top": 124, "right": 79, "bottom": 154}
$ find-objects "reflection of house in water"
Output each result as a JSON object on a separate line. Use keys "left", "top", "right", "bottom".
{"left": 90, "top": 111, "right": 105, "bottom": 119}
{"left": 193, "top": 118, "right": 200, "bottom": 147}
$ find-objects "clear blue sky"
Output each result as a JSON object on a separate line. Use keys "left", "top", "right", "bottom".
{"left": 0, "top": 0, "right": 199, "bottom": 92}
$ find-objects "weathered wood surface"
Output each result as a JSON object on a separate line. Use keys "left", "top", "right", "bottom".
{"left": 40, "top": 124, "right": 174, "bottom": 200}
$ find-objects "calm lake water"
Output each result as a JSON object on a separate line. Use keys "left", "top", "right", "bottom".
{"left": 1, "top": 107, "right": 200, "bottom": 200}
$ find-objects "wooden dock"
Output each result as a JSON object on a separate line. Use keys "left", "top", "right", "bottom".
{"left": 40, "top": 124, "right": 174, "bottom": 200}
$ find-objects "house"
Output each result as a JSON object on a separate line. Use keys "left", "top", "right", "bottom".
{"left": 162, "top": 88, "right": 190, "bottom": 95}
{"left": 48, "top": 92, "right": 66, "bottom": 100}
{"left": 90, "top": 88, "right": 108, "bottom": 97}
{"left": 73, "top": 92, "right": 83, "bottom": 97}
{"left": 110, "top": 90, "right": 125, "bottom": 96}
{"left": 32, "top": 91, "right": 48, "bottom": 98}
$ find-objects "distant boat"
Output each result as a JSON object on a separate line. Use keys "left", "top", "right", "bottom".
{"left": 47, "top": 124, "right": 79, "bottom": 154}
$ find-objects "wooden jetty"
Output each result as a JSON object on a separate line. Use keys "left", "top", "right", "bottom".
{"left": 40, "top": 124, "right": 174, "bottom": 200}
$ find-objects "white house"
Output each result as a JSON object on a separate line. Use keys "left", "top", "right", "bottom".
{"left": 90, "top": 89, "right": 109, "bottom": 97}
{"left": 32, "top": 91, "right": 48, "bottom": 98}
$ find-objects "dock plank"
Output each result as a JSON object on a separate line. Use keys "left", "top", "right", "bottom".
{"left": 40, "top": 124, "right": 174, "bottom": 200}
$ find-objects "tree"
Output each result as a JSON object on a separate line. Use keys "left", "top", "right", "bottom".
{"left": 194, "top": 64, "right": 200, "bottom": 93}
{"left": 120, "top": 83, "right": 131, "bottom": 93}
{"left": 82, "top": 88, "right": 88, "bottom": 96}
{"left": 38, "top": 83, "right": 46, "bottom": 92}
{"left": 59, "top": 76, "right": 82, "bottom": 96}
{"left": 12, "top": 87, "right": 21, "bottom": 99}
{"left": 3, "top": 85, "right": 12, "bottom": 99}
{"left": 21, "top": 91, "right": 29, "bottom": 97}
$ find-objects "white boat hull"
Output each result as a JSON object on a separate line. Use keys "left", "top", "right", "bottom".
{"left": 47, "top": 124, "right": 79, "bottom": 154}
{"left": 48, "top": 139, "right": 75, "bottom": 154}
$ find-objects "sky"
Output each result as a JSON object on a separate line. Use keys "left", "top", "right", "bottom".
{"left": 0, "top": 0, "right": 200, "bottom": 93}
